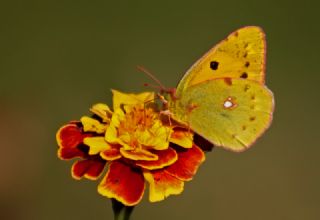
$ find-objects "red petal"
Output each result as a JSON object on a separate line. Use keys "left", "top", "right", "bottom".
{"left": 56, "top": 123, "right": 92, "bottom": 160}
{"left": 56, "top": 123, "right": 90, "bottom": 148}
{"left": 135, "top": 148, "right": 177, "bottom": 170}
{"left": 58, "top": 146, "right": 87, "bottom": 159}
{"left": 71, "top": 157, "right": 106, "bottom": 180}
{"left": 98, "top": 161, "right": 145, "bottom": 206}
{"left": 100, "top": 148, "right": 122, "bottom": 161}
{"left": 166, "top": 144, "right": 205, "bottom": 181}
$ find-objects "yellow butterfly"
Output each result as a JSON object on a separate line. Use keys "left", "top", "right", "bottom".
{"left": 159, "top": 26, "right": 274, "bottom": 152}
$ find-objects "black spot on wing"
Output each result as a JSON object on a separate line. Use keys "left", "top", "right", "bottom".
{"left": 210, "top": 61, "right": 219, "bottom": 70}
{"left": 240, "top": 72, "right": 248, "bottom": 79}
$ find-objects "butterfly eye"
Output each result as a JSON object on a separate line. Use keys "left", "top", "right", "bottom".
{"left": 210, "top": 61, "right": 219, "bottom": 70}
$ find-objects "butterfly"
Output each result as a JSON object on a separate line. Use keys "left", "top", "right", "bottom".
{"left": 158, "top": 26, "right": 274, "bottom": 152}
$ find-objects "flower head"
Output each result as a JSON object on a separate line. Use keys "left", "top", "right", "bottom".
{"left": 56, "top": 90, "right": 209, "bottom": 206}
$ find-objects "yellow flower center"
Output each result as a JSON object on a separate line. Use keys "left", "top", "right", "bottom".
{"left": 109, "top": 104, "right": 171, "bottom": 151}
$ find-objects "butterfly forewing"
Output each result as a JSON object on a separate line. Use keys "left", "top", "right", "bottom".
{"left": 176, "top": 26, "right": 266, "bottom": 95}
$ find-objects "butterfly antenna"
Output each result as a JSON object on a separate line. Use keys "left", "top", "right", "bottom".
{"left": 136, "top": 65, "right": 167, "bottom": 91}
{"left": 143, "top": 83, "right": 163, "bottom": 90}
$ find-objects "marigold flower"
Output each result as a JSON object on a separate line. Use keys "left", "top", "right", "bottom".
{"left": 56, "top": 90, "right": 209, "bottom": 206}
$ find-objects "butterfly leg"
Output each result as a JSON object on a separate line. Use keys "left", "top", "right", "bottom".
{"left": 159, "top": 109, "right": 174, "bottom": 141}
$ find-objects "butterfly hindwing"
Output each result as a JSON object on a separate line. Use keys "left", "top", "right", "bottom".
{"left": 171, "top": 78, "right": 274, "bottom": 152}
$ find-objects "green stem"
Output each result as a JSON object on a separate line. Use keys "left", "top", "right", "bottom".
{"left": 111, "top": 199, "right": 135, "bottom": 220}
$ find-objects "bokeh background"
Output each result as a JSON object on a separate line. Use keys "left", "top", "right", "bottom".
{"left": 1, "top": 0, "right": 319, "bottom": 219}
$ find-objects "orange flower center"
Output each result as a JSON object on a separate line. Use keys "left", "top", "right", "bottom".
{"left": 112, "top": 104, "right": 171, "bottom": 151}
{"left": 118, "top": 106, "right": 157, "bottom": 136}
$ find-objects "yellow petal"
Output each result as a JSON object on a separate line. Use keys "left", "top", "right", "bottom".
{"left": 80, "top": 116, "right": 106, "bottom": 134}
{"left": 149, "top": 121, "right": 172, "bottom": 150}
{"left": 112, "top": 89, "right": 155, "bottom": 110}
{"left": 169, "top": 129, "right": 193, "bottom": 148}
{"left": 137, "top": 121, "right": 171, "bottom": 150}
{"left": 135, "top": 148, "right": 178, "bottom": 170}
{"left": 105, "top": 109, "right": 124, "bottom": 143}
{"left": 90, "top": 103, "right": 112, "bottom": 122}
{"left": 118, "top": 132, "right": 132, "bottom": 144}
{"left": 111, "top": 108, "right": 125, "bottom": 128}
{"left": 143, "top": 170, "right": 184, "bottom": 202}
{"left": 105, "top": 124, "right": 134, "bottom": 150}
{"left": 105, "top": 123, "right": 118, "bottom": 143}
{"left": 83, "top": 137, "right": 111, "bottom": 155}
{"left": 136, "top": 130, "right": 169, "bottom": 150}
{"left": 120, "top": 148, "right": 158, "bottom": 161}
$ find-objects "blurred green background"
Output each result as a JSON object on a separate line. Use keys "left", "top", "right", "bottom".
{"left": 1, "top": 0, "right": 319, "bottom": 219}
